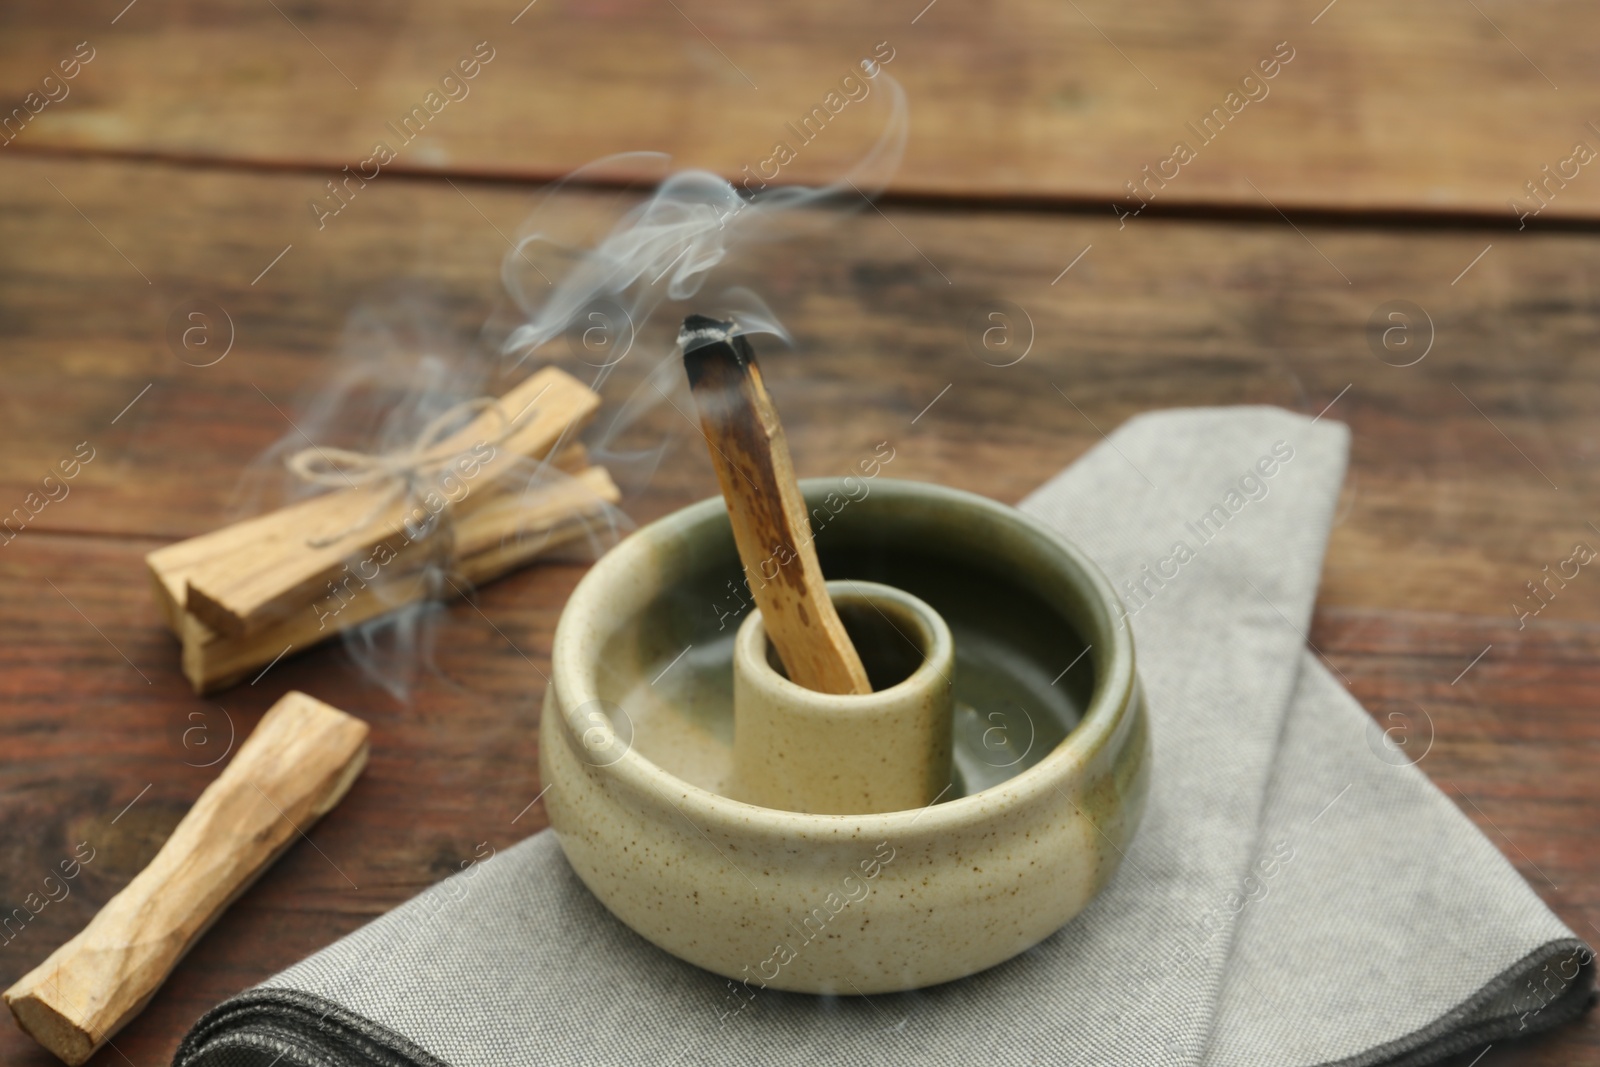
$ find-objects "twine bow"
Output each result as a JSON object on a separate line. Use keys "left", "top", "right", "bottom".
{"left": 285, "top": 396, "right": 517, "bottom": 549}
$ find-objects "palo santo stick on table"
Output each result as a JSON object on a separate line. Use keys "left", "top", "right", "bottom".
{"left": 145, "top": 380, "right": 593, "bottom": 628}
{"left": 680, "top": 315, "right": 871, "bottom": 695}
{"left": 181, "top": 366, "right": 601, "bottom": 638}
{"left": 3, "top": 692, "right": 369, "bottom": 1066}
{"left": 146, "top": 440, "right": 597, "bottom": 634}
{"left": 175, "top": 468, "right": 620, "bottom": 693}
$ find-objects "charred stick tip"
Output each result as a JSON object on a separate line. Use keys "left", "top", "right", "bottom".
{"left": 681, "top": 315, "right": 757, "bottom": 392}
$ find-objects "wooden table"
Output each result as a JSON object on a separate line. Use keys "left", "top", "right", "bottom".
{"left": 1, "top": 2, "right": 1596, "bottom": 1064}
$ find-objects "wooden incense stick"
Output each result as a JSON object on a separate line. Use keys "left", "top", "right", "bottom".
{"left": 146, "top": 442, "right": 598, "bottom": 634}
{"left": 147, "top": 441, "right": 618, "bottom": 694}
{"left": 180, "top": 366, "right": 601, "bottom": 638}
{"left": 3, "top": 692, "right": 369, "bottom": 1066}
{"left": 681, "top": 315, "right": 871, "bottom": 695}
{"left": 173, "top": 469, "right": 619, "bottom": 694}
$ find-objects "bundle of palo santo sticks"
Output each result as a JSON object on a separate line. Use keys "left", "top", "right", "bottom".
{"left": 147, "top": 367, "right": 619, "bottom": 693}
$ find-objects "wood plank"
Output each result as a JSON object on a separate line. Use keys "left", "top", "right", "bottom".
{"left": 2, "top": 1, "right": 1600, "bottom": 217}
{"left": 0, "top": 157, "right": 1595, "bottom": 1063}
{"left": 2, "top": 152, "right": 1598, "bottom": 624}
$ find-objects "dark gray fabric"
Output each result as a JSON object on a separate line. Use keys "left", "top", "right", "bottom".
{"left": 176, "top": 407, "right": 1592, "bottom": 1067}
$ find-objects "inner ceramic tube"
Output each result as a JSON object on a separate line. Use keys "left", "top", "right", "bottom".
{"left": 731, "top": 579, "right": 955, "bottom": 815}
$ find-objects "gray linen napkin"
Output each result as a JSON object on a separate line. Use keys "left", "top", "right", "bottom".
{"left": 175, "top": 407, "right": 1593, "bottom": 1067}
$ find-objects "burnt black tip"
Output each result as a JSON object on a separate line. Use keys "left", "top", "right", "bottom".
{"left": 681, "top": 313, "right": 733, "bottom": 342}
{"left": 681, "top": 314, "right": 755, "bottom": 390}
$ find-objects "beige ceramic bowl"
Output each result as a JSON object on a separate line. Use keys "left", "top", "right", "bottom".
{"left": 541, "top": 478, "right": 1149, "bottom": 994}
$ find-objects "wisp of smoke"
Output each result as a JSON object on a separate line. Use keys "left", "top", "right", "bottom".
{"left": 234, "top": 69, "right": 907, "bottom": 703}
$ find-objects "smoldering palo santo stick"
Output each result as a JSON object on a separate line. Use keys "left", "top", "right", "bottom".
{"left": 3, "top": 692, "right": 369, "bottom": 1066}
{"left": 680, "top": 314, "right": 870, "bottom": 695}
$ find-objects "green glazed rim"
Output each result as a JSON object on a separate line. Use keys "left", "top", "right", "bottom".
{"left": 550, "top": 477, "right": 1138, "bottom": 842}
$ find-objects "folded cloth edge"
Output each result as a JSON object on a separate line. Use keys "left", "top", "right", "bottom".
{"left": 174, "top": 987, "right": 449, "bottom": 1067}
{"left": 1340, "top": 938, "right": 1595, "bottom": 1067}
{"left": 169, "top": 879, "right": 1595, "bottom": 1067}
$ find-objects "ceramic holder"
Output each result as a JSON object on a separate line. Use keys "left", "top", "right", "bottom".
{"left": 732, "top": 580, "right": 954, "bottom": 815}
{"left": 541, "top": 477, "right": 1149, "bottom": 994}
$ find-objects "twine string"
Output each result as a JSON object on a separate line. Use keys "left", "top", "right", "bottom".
{"left": 285, "top": 396, "right": 519, "bottom": 549}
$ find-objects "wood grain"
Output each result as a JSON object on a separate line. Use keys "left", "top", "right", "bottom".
{"left": 4, "top": 1, "right": 1600, "bottom": 218}
{"left": 2, "top": 691, "right": 368, "bottom": 1065}
{"left": 0, "top": 155, "right": 1595, "bottom": 1066}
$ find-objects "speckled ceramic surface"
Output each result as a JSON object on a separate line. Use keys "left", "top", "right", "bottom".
{"left": 540, "top": 477, "right": 1149, "bottom": 994}
{"left": 731, "top": 579, "right": 954, "bottom": 815}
